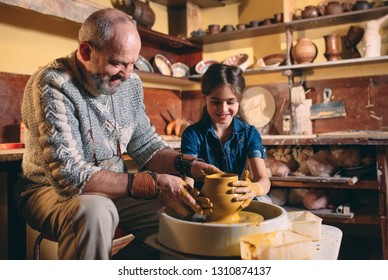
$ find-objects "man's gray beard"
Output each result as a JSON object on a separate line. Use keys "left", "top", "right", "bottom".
{"left": 91, "top": 73, "right": 119, "bottom": 95}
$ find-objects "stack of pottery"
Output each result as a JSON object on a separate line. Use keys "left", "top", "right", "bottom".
{"left": 292, "top": 38, "right": 318, "bottom": 64}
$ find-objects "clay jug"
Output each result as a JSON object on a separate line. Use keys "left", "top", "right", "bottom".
{"left": 201, "top": 173, "right": 250, "bottom": 223}
{"left": 294, "top": 5, "right": 320, "bottom": 19}
{"left": 324, "top": 34, "right": 342, "bottom": 61}
{"left": 319, "top": 1, "right": 343, "bottom": 15}
{"left": 292, "top": 38, "right": 318, "bottom": 64}
{"left": 112, "top": 0, "right": 155, "bottom": 29}
{"left": 352, "top": 0, "right": 373, "bottom": 10}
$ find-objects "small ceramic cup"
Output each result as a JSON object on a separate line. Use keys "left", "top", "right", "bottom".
{"left": 221, "top": 24, "right": 235, "bottom": 32}
{"left": 236, "top": 23, "right": 246, "bottom": 30}
{"left": 274, "top": 12, "right": 284, "bottom": 23}
{"left": 249, "top": 20, "right": 261, "bottom": 27}
{"left": 207, "top": 24, "right": 220, "bottom": 34}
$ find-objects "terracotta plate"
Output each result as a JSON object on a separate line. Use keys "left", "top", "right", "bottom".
{"left": 240, "top": 86, "right": 276, "bottom": 128}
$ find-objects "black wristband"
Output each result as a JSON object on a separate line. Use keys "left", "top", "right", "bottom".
{"left": 174, "top": 154, "right": 204, "bottom": 177}
{"left": 127, "top": 173, "right": 135, "bottom": 197}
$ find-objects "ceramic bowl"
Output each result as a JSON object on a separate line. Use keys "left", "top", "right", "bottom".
{"left": 262, "top": 53, "right": 286, "bottom": 66}
{"left": 194, "top": 59, "right": 218, "bottom": 75}
{"left": 171, "top": 62, "right": 190, "bottom": 78}
{"left": 134, "top": 55, "right": 154, "bottom": 72}
{"left": 222, "top": 53, "right": 250, "bottom": 71}
{"left": 152, "top": 54, "right": 173, "bottom": 76}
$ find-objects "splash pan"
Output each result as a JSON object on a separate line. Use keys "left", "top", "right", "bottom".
{"left": 159, "top": 201, "right": 288, "bottom": 257}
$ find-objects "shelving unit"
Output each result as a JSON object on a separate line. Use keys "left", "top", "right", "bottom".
{"left": 188, "top": 6, "right": 388, "bottom": 45}
{"left": 263, "top": 132, "right": 388, "bottom": 248}
{"left": 151, "top": 0, "right": 226, "bottom": 9}
{"left": 0, "top": 0, "right": 202, "bottom": 87}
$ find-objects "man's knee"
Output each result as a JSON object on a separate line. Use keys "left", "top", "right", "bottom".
{"left": 70, "top": 195, "right": 119, "bottom": 229}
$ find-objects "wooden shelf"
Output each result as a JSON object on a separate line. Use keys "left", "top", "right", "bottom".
{"left": 136, "top": 71, "right": 198, "bottom": 86}
{"left": 189, "top": 23, "right": 286, "bottom": 45}
{"left": 244, "top": 56, "right": 388, "bottom": 74}
{"left": 288, "top": 6, "right": 388, "bottom": 31}
{"left": 151, "top": 0, "right": 226, "bottom": 9}
{"left": 271, "top": 178, "right": 378, "bottom": 190}
{"left": 261, "top": 132, "right": 388, "bottom": 146}
{"left": 137, "top": 25, "right": 201, "bottom": 51}
{"left": 188, "top": 6, "right": 388, "bottom": 45}
{"left": 284, "top": 206, "right": 381, "bottom": 225}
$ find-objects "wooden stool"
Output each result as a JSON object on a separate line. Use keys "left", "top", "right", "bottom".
{"left": 33, "top": 227, "right": 134, "bottom": 259}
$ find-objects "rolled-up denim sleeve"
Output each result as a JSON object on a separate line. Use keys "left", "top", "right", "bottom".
{"left": 247, "top": 126, "right": 266, "bottom": 159}
{"left": 180, "top": 126, "right": 199, "bottom": 158}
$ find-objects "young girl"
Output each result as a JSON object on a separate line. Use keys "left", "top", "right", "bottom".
{"left": 181, "top": 63, "right": 270, "bottom": 202}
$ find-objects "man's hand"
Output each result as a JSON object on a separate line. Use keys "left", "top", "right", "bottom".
{"left": 190, "top": 160, "right": 222, "bottom": 182}
{"left": 182, "top": 184, "right": 213, "bottom": 216}
{"left": 156, "top": 174, "right": 212, "bottom": 217}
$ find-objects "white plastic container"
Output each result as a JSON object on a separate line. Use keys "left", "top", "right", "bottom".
{"left": 240, "top": 230, "right": 312, "bottom": 260}
{"left": 287, "top": 211, "right": 322, "bottom": 240}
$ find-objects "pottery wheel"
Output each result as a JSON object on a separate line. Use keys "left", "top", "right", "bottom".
{"left": 158, "top": 201, "right": 288, "bottom": 257}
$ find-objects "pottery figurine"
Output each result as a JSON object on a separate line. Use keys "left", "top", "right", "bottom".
{"left": 292, "top": 38, "right": 318, "bottom": 64}
{"left": 201, "top": 173, "right": 250, "bottom": 223}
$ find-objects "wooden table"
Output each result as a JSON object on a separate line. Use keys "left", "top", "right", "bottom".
{"left": 0, "top": 148, "right": 25, "bottom": 259}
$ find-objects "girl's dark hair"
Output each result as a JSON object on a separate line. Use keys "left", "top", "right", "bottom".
{"left": 201, "top": 63, "right": 245, "bottom": 99}
{"left": 200, "top": 63, "right": 246, "bottom": 120}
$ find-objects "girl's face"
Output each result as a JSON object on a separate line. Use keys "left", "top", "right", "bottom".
{"left": 204, "top": 85, "right": 239, "bottom": 125}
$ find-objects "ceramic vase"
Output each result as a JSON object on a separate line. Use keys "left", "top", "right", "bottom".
{"left": 324, "top": 34, "right": 342, "bottom": 61}
{"left": 201, "top": 173, "right": 247, "bottom": 223}
{"left": 292, "top": 38, "right": 318, "bottom": 64}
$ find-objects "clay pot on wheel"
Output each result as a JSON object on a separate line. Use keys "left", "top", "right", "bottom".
{"left": 201, "top": 173, "right": 251, "bottom": 223}
{"left": 291, "top": 38, "right": 318, "bottom": 64}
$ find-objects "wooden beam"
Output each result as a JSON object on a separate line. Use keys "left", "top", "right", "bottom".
{"left": 0, "top": 0, "right": 107, "bottom": 23}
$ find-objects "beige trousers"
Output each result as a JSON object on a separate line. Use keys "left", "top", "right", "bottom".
{"left": 18, "top": 186, "right": 163, "bottom": 259}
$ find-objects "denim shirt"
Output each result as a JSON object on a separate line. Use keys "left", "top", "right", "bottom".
{"left": 181, "top": 114, "right": 266, "bottom": 190}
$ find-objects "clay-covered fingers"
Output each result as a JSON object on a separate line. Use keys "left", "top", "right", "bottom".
{"left": 192, "top": 196, "right": 213, "bottom": 216}
{"left": 179, "top": 187, "right": 202, "bottom": 215}
{"left": 190, "top": 161, "right": 222, "bottom": 181}
{"left": 182, "top": 183, "right": 213, "bottom": 215}
{"left": 229, "top": 181, "right": 255, "bottom": 202}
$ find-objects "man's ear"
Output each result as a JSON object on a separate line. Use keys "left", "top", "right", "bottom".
{"left": 79, "top": 42, "right": 92, "bottom": 61}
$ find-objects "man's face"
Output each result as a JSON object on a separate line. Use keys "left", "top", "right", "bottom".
{"left": 87, "top": 23, "right": 141, "bottom": 95}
